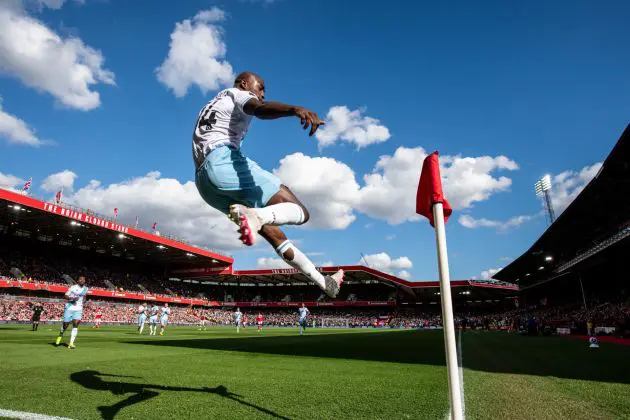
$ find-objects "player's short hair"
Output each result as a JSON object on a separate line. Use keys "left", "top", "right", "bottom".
{"left": 234, "top": 71, "right": 262, "bottom": 87}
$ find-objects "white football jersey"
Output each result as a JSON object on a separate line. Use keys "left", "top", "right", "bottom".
{"left": 138, "top": 305, "right": 145, "bottom": 314}
{"left": 65, "top": 284, "right": 88, "bottom": 311}
{"left": 162, "top": 307, "right": 170, "bottom": 317}
{"left": 299, "top": 307, "right": 309, "bottom": 320}
{"left": 192, "top": 88, "right": 258, "bottom": 167}
{"left": 234, "top": 311, "right": 242, "bottom": 320}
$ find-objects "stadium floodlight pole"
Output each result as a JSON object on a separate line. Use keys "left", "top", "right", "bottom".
{"left": 535, "top": 175, "right": 555, "bottom": 225}
{"left": 416, "top": 152, "right": 463, "bottom": 420}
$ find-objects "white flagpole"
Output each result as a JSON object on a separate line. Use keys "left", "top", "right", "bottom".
{"left": 432, "top": 202, "right": 464, "bottom": 420}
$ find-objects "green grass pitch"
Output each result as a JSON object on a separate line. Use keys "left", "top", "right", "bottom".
{"left": 0, "top": 325, "right": 628, "bottom": 419}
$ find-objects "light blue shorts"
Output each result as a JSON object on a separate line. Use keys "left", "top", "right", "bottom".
{"left": 161, "top": 316, "right": 169, "bottom": 327}
{"left": 63, "top": 308, "right": 82, "bottom": 323}
{"left": 138, "top": 314, "right": 147, "bottom": 325}
{"left": 195, "top": 146, "right": 282, "bottom": 215}
{"left": 150, "top": 315, "right": 158, "bottom": 324}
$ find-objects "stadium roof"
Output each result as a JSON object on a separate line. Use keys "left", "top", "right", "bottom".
{"left": 494, "top": 124, "right": 630, "bottom": 285}
{"left": 0, "top": 188, "right": 233, "bottom": 267}
{"left": 172, "top": 265, "right": 518, "bottom": 292}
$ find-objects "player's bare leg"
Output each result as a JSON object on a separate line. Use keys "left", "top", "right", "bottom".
{"left": 228, "top": 186, "right": 343, "bottom": 297}
{"left": 56, "top": 322, "right": 69, "bottom": 346}
{"left": 231, "top": 186, "right": 343, "bottom": 298}
{"left": 68, "top": 319, "right": 80, "bottom": 349}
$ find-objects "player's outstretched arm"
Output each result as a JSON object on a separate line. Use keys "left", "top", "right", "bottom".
{"left": 243, "top": 99, "right": 325, "bottom": 136}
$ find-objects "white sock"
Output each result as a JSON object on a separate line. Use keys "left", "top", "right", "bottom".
{"left": 255, "top": 203, "right": 305, "bottom": 226}
{"left": 277, "top": 241, "right": 326, "bottom": 290}
{"left": 139, "top": 324, "right": 145, "bottom": 334}
{"left": 59, "top": 327, "right": 65, "bottom": 336}
{"left": 70, "top": 328, "right": 78, "bottom": 345}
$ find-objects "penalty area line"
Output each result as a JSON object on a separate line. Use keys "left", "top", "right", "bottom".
{"left": 0, "top": 409, "right": 74, "bottom": 420}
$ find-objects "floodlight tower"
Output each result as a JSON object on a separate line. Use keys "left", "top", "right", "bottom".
{"left": 535, "top": 174, "right": 555, "bottom": 225}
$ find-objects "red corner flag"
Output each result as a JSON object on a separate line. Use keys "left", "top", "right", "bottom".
{"left": 416, "top": 151, "right": 452, "bottom": 227}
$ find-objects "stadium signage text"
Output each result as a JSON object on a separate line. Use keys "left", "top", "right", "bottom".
{"left": 43, "top": 204, "right": 129, "bottom": 234}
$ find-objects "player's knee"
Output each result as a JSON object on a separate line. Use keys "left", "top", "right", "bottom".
{"left": 300, "top": 206, "right": 310, "bottom": 224}
{"left": 281, "top": 248, "right": 295, "bottom": 262}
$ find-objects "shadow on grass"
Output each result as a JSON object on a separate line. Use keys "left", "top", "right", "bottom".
{"left": 70, "top": 370, "right": 291, "bottom": 420}
{"left": 125, "top": 329, "right": 630, "bottom": 385}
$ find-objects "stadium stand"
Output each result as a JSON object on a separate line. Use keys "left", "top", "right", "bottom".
{"left": 1, "top": 126, "right": 628, "bottom": 338}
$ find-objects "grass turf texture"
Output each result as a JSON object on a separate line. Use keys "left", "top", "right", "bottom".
{"left": 0, "top": 326, "right": 628, "bottom": 420}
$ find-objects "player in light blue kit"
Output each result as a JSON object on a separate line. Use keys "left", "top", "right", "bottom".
{"left": 55, "top": 276, "right": 88, "bottom": 349}
{"left": 148, "top": 305, "right": 160, "bottom": 336}
{"left": 137, "top": 302, "right": 147, "bottom": 334}
{"left": 298, "top": 303, "right": 310, "bottom": 336}
{"left": 234, "top": 308, "right": 243, "bottom": 333}
{"left": 159, "top": 303, "right": 170, "bottom": 336}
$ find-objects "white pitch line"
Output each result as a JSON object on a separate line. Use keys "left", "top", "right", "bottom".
{"left": 444, "top": 329, "right": 466, "bottom": 420}
{"left": 457, "top": 328, "right": 466, "bottom": 418}
{"left": 0, "top": 409, "right": 74, "bottom": 420}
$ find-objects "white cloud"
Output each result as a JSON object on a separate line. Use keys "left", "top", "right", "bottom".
{"left": 0, "top": 98, "right": 43, "bottom": 146}
{"left": 398, "top": 270, "right": 411, "bottom": 279}
{"left": 63, "top": 170, "right": 243, "bottom": 251}
{"left": 548, "top": 163, "right": 602, "bottom": 216}
{"left": 385, "top": 234, "right": 396, "bottom": 241}
{"left": 478, "top": 267, "right": 502, "bottom": 280}
{"left": 458, "top": 214, "right": 535, "bottom": 231}
{"left": 0, "top": 2, "right": 115, "bottom": 110}
{"left": 0, "top": 172, "right": 23, "bottom": 190}
{"left": 500, "top": 256, "right": 512, "bottom": 262}
{"left": 360, "top": 252, "right": 412, "bottom": 274}
{"left": 315, "top": 106, "right": 391, "bottom": 149}
{"left": 156, "top": 8, "right": 234, "bottom": 97}
{"left": 40, "top": 169, "right": 77, "bottom": 193}
{"left": 256, "top": 257, "right": 290, "bottom": 269}
{"left": 272, "top": 147, "right": 519, "bottom": 229}
{"left": 320, "top": 261, "right": 334, "bottom": 267}
{"left": 273, "top": 153, "right": 360, "bottom": 229}
{"left": 357, "top": 147, "right": 518, "bottom": 224}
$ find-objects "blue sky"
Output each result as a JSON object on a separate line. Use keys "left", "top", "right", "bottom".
{"left": 1, "top": 0, "right": 629, "bottom": 281}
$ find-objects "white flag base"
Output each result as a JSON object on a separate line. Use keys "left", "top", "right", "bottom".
{"left": 433, "top": 202, "right": 464, "bottom": 420}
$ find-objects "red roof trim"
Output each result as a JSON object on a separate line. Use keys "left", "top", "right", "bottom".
{"left": 0, "top": 188, "right": 233, "bottom": 264}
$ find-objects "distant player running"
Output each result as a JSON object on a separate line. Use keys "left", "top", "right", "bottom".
{"left": 198, "top": 309, "right": 207, "bottom": 331}
{"left": 137, "top": 303, "right": 147, "bottom": 334}
{"left": 256, "top": 312, "right": 264, "bottom": 333}
{"left": 193, "top": 72, "right": 344, "bottom": 299}
{"left": 148, "top": 305, "right": 159, "bottom": 336}
{"left": 55, "top": 276, "right": 88, "bottom": 349}
{"left": 30, "top": 302, "right": 44, "bottom": 331}
{"left": 93, "top": 309, "right": 102, "bottom": 329}
{"left": 234, "top": 308, "right": 243, "bottom": 333}
{"left": 298, "top": 303, "right": 309, "bottom": 336}
{"left": 159, "top": 303, "right": 170, "bottom": 336}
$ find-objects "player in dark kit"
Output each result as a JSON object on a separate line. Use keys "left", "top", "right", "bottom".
{"left": 31, "top": 303, "right": 45, "bottom": 331}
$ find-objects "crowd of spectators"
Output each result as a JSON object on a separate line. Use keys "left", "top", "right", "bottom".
{"left": 3, "top": 293, "right": 626, "bottom": 336}
{"left": 0, "top": 246, "right": 396, "bottom": 303}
